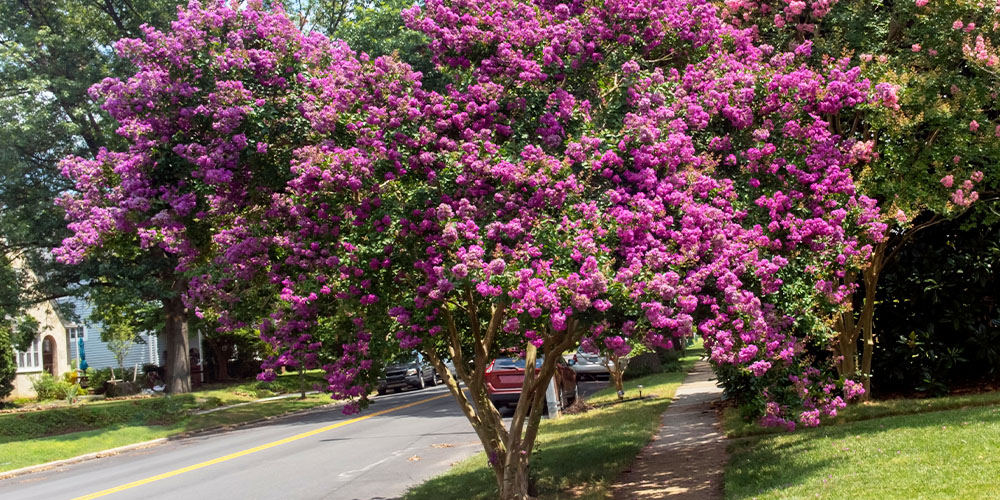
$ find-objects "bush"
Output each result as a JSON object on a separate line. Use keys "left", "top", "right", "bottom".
{"left": 623, "top": 352, "right": 663, "bottom": 380}
{"left": 87, "top": 368, "right": 114, "bottom": 394}
{"left": 104, "top": 381, "right": 141, "bottom": 398}
{"left": 657, "top": 346, "right": 685, "bottom": 373}
{"left": 87, "top": 366, "right": 141, "bottom": 394}
{"left": 30, "top": 372, "right": 78, "bottom": 401}
{"left": 873, "top": 214, "right": 1000, "bottom": 395}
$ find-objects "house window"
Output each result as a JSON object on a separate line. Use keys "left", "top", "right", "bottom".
{"left": 15, "top": 337, "right": 42, "bottom": 372}
{"left": 68, "top": 325, "right": 87, "bottom": 341}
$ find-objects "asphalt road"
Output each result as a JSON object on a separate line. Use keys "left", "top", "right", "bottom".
{"left": 1, "top": 379, "right": 608, "bottom": 500}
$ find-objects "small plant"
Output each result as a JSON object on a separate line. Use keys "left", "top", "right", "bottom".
{"left": 30, "top": 372, "right": 77, "bottom": 401}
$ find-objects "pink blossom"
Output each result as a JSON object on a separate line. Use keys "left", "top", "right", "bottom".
{"left": 941, "top": 175, "right": 954, "bottom": 188}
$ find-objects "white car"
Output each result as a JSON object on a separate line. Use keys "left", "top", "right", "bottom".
{"left": 563, "top": 351, "right": 613, "bottom": 380}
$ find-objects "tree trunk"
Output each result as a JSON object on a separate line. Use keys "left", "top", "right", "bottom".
{"left": 832, "top": 243, "right": 886, "bottom": 402}
{"left": 426, "top": 300, "right": 582, "bottom": 500}
{"left": 207, "top": 337, "right": 231, "bottom": 381}
{"left": 857, "top": 247, "right": 884, "bottom": 401}
{"left": 163, "top": 295, "right": 191, "bottom": 394}
{"left": 607, "top": 353, "right": 628, "bottom": 399}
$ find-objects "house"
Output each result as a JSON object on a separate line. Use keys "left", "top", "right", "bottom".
{"left": 9, "top": 299, "right": 73, "bottom": 399}
{"left": 59, "top": 295, "right": 208, "bottom": 386}
{"left": 6, "top": 253, "right": 205, "bottom": 398}
{"left": 56, "top": 296, "right": 163, "bottom": 375}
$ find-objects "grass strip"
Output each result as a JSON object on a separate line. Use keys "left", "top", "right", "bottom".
{"left": 404, "top": 352, "right": 700, "bottom": 500}
{"left": 725, "top": 403, "right": 1000, "bottom": 499}
{"left": 0, "top": 392, "right": 333, "bottom": 473}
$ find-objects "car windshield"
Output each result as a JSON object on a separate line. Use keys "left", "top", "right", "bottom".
{"left": 494, "top": 357, "right": 544, "bottom": 369}
{"left": 390, "top": 352, "right": 418, "bottom": 364}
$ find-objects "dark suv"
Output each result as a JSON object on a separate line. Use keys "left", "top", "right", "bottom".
{"left": 377, "top": 352, "right": 438, "bottom": 395}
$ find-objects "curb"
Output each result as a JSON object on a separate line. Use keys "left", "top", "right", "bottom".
{"left": 0, "top": 399, "right": 343, "bottom": 481}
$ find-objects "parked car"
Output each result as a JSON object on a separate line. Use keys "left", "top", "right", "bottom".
{"left": 377, "top": 352, "right": 437, "bottom": 395}
{"left": 563, "top": 351, "right": 613, "bottom": 380}
{"left": 485, "top": 356, "right": 578, "bottom": 411}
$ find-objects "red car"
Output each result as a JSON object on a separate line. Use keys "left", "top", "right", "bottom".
{"left": 485, "top": 356, "right": 578, "bottom": 411}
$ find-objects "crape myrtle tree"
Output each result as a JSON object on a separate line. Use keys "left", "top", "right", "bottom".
{"left": 722, "top": 0, "right": 999, "bottom": 397}
{"left": 53, "top": 0, "right": 327, "bottom": 392}
{"left": 225, "top": 0, "right": 883, "bottom": 494}
{"left": 67, "top": 1, "right": 892, "bottom": 498}
{"left": 1, "top": 0, "right": 187, "bottom": 390}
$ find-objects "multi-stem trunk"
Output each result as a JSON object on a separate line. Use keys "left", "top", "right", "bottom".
{"left": 606, "top": 353, "right": 628, "bottom": 400}
{"left": 426, "top": 298, "right": 582, "bottom": 500}
{"left": 834, "top": 243, "right": 885, "bottom": 401}
{"left": 163, "top": 293, "right": 191, "bottom": 394}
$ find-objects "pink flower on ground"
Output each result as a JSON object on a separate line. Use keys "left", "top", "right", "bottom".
{"left": 941, "top": 175, "right": 954, "bottom": 188}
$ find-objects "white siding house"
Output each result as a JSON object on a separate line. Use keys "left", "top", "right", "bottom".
{"left": 57, "top": 296, "right": 160, "bottom": 372}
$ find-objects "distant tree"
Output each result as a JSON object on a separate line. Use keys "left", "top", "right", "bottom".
{"left": 0, "top": 316, "right": 39, "bottom": 400}
{"left": 89, "top": 288, "right": 158, "bottom": 381}
{"left": 0, "top": 0, "right": 190, "bottom": 390}
{"left": 0, "top": 328, "right": 15, "bottom": 400}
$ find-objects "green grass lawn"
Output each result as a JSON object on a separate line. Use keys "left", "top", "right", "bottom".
{"left": 404, "top": 350, "right": 701, "bottom": 500}
{"left": 0, "top": 371, "right": 334, "bottom": 473}
{"left": 725, "top": 400, "right": 1000, "bottom": 499}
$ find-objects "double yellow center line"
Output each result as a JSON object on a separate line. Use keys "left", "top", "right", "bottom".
{"left": 73, "top": 393, "right": 451, "bottom": 500}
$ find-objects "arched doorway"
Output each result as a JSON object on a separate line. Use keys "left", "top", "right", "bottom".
{"left": 42, "top": 335, "right": 56, "bottom": 376}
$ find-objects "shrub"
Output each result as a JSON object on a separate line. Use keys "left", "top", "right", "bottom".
{"left": 623, "top": 353, "right": 663, "bottom": 380}
{"left": 104, "top": 381, "right": 141, "bottom": 398}
{"left": 30, "top": 372, "right": 77, "bottom": 401}
{"left": 87, "top": 368, "right": 114, "bottom": 394}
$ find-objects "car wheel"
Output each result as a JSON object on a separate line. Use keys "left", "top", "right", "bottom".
{"left": 428, "top": 371, "right": 437, "bottom": 387}
{"left": 377, "top": 388, "right": 387, "bottom": 396}
{"left": 417, "top": 374, "right": 425, "bottom": 390}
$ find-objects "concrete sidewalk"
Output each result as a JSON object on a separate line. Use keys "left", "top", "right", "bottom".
{"left": 612, "top": 359, "right": 726, "bottom": 499}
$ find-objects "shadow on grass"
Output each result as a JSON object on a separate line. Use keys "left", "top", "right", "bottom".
{"left": 725, "top": 403, "right": 1000, "bottom": 499}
